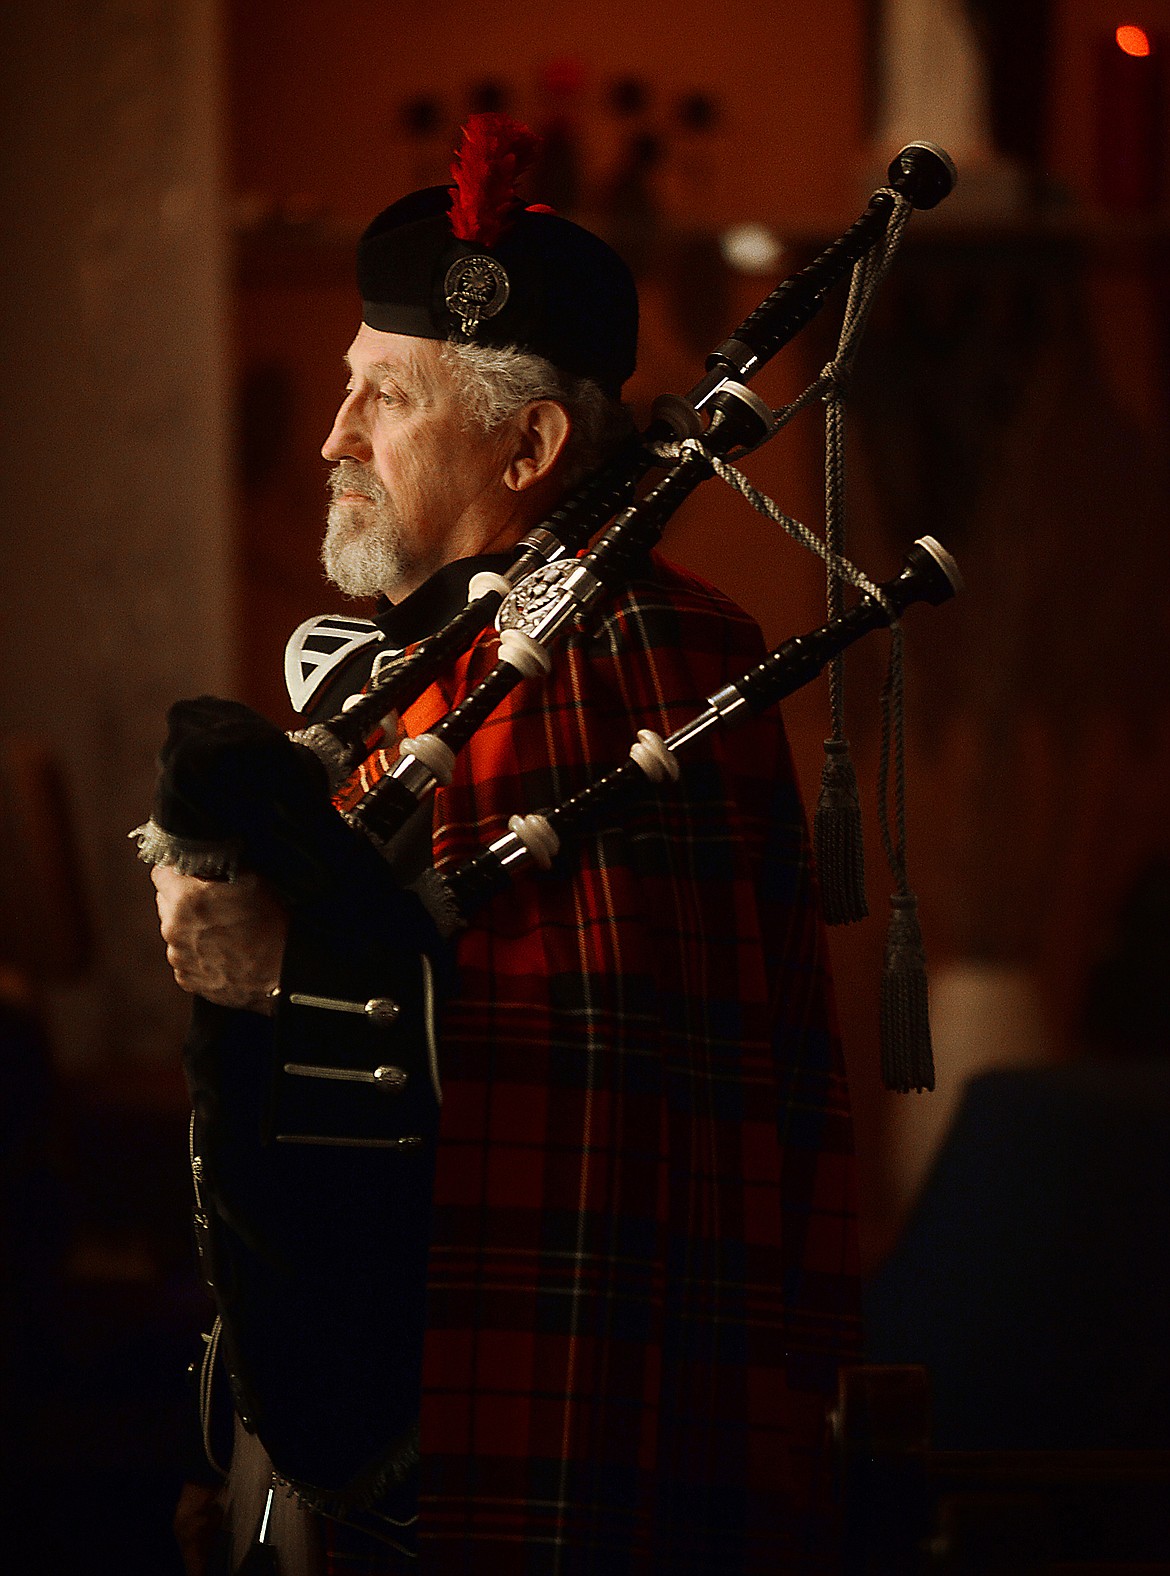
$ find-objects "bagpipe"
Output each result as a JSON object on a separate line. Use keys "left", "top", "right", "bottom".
{"left": 288, "top": 141, "right": 957, "bottom": 817}
{"left": 135, "top": 138, "right": 960, "bottom": 1071}
{"left": 133, "top": 143, "right": 960, "bottom": 1511}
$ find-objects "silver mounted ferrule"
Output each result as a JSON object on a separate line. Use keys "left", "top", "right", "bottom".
{"left": 388, "top": 752, "right": 438, "bottom": 798}
{"left": 664, "top": 708, "right": 721, "bottom": 754}
{"left": 707, "top": 682, "right": 751, "bottom": 722}
{"left": 486, "top": 827, "right": 532, "bottom": 873}
{"left": 387, "top": 731, "right": 456, "bottom": 798}
{"left": 685, "top": 366, "right": 737, "bottom": 416}
{"left": 561, "top": 562, "right": 606, "bottom": 605}
{"left": 515, "top": 526, "right": 568, "bottom": 566}
{"left": 664, "top": 682, "right": 749, "bottom": 755}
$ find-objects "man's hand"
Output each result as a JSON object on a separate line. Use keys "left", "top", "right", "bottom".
{"left": 153, "top": 865, "right": 289, "bottom": 1013}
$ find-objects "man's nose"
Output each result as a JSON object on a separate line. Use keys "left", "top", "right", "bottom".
{"left": 321, "top": 393, "right": 372, "bottom": 462}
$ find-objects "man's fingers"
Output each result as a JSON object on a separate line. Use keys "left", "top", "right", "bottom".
{"left": 148, "top": 861, "right": 288, "bottom": 1010}
{"left": 153, "top": 867, "right": 278, "bottom": 934}
{"left": 165, "top": 941, "right": 198, "bottom": 988}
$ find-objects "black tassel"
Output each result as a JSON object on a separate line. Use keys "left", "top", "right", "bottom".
{"left": 814, "top": 739, "right": 869, "bottom": 924}
{"left": 880, "top": 893, "right": 935, "bottom": 1092}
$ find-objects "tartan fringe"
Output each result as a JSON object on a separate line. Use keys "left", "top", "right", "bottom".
{"left": 128, "top": 817, "right": 243, "bottom": 882}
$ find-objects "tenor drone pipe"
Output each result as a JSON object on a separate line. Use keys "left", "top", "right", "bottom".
{"left": 443, "top": 536, "right": 961, "bottom": 919}
{"left": 297, "top": 142, "right": 958, "bottom": 785}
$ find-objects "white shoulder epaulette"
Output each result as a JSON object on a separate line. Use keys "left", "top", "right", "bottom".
{"left": 284, "top": 613, "right": 383, "bottom": 714}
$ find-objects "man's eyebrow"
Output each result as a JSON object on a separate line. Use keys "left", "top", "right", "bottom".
{"left": 342, "top": 355, "right": 420, "bottom": 393}
{"left": 368, "top": 360, "right": 407, "bottom": 386}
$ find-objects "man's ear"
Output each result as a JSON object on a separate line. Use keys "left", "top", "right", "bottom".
{"left": 502, "top": 400, "right": 572, "bottom": 493}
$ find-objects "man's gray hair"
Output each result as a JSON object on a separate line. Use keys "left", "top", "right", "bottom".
{"left": 440, "top": 342, "right": 634, "bottom": 485}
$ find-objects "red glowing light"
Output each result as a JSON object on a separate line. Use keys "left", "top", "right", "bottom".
{"left": 1116, "top": 24, "right": 1152, "bottom": 57}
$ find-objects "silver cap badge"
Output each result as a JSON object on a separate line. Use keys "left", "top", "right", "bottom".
{"left": 444, "top": 254, "right": 510, "bottom": 338}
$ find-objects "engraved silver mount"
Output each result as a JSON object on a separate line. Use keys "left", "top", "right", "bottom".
{"left": 444, "top": 254, "right": 510, "bottom": 338}
{"left": 497, "top": 558, "right": 604, "bottom": 645}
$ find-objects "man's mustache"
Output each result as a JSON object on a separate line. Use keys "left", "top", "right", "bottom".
{"left": 328, "top": 461, "right": 385, "bottom": 503}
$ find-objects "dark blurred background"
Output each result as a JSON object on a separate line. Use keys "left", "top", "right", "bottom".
{"left": 2, "top": 1, "right": 1169, "bottom": 1570}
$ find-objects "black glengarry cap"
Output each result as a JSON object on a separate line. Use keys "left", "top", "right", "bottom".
{"left": 356, "top": 115, "right": 638, "bottom": 398}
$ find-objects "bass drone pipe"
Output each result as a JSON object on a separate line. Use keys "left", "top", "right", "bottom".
{"left": 443, "top": 536, "right": 962, "bottom": 917}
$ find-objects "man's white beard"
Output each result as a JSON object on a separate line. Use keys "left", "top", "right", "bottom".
{"left": 321, "top": 462, "right": 408, "bottom": 598}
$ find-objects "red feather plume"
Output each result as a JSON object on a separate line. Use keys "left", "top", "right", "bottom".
{"left": 448, "top": 113, "right": 541, "bottom": 247}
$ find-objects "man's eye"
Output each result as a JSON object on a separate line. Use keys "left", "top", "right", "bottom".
{"left": 378, "top": 389, "right": 398, "bottom": 405}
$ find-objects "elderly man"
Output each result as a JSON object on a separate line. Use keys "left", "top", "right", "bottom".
{"left": 154, "top": 118, "right": 857, "bottom": 1576}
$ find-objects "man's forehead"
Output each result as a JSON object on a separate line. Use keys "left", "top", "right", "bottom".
{"left": 343, "top": 325, "right": 445, "bottom": 387}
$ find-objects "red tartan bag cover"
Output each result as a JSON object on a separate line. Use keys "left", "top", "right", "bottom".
{"left": 323, "top": 554, "right": 860, "bottom": 1573}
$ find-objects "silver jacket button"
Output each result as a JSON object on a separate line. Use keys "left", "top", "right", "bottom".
{"left": 372, "top": 1064, "right": 408, "bottom": 1090}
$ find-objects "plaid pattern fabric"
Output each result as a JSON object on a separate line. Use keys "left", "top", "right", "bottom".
{"left": 322, "top": 555, "right": 859, "bottom": 1574}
